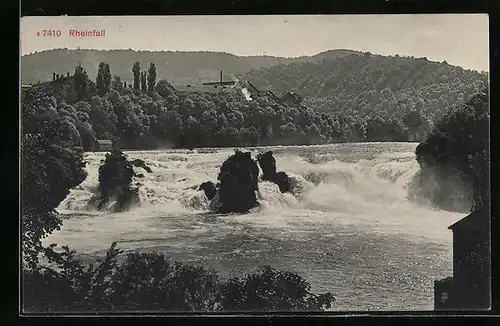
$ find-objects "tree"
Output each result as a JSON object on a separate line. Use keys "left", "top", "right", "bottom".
{"left": 181, "top": 115, "right": 206, "bottom": 147}
{"left": 403, "top": 109, "right": 425, "bottom": 141}
{"left": 147, "top": 63, "right": 156, "bottom": 93}
{"left": 155, "top": 80, "right": 175, "bottom": 98}
{"left": 111, "top": 95, "right": 150, "bottom": 148}
{"left": 365, "top": 116, "right": 386, "bottom": 141}
{"left": 74, "top": 64, "right": 89, "bottom": 101}
{"left": 216, "top": 125, "right": 241, "bottom": 147}
{"left": 132, "top": 62, "right": 141, "bottom": 90}
{"left": 140, "top": 71, "right": 147, "bottom": 92}
{"left": 104, "top": 63, "right": 112, "bottom": 94}
{"left": 279, "top": 122, "right": 299, "bottom": 142}
{"left": 96, "top": 62, "right": 106, "bottom": 96}
{"left": 403, "top": 110, "right": 424, "bottom": 129}
{"left": 23, "top": 245, "right": 335, "bottom": 312}
{"left": 386, "top": 117, "right": 408, "bottom": 141}
{"left": 240, "top": 126, "right": 260, "bottom": 146}
{"left": 111, "top": 75, "right": 123, "bottom": 91}
{"left": 21, "top": 88, "right": 88, "bottom": 267}
{"left": 89, "top": 95, "right": 118, "bottom": 143}
{"left": 160, "top": 110, "right": 183, "bottom": 144}
{"left": 414, "top": 89, "right": 489, "bottom": 212}
{"left": 201, "top": 109, "right": 218, "bottom": 139}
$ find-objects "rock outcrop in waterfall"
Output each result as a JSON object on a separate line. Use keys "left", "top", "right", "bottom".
{"left": 199, "top": 150, "right": 260, "bottom": 214}
{"left": 198, "top": 150, "right": 294, "bottom": 213}
{"left": 198, "top": 181, "right": 217, "bottom": 201}
{"left": 213, "top": 150, "right": 260, "bottom": 213}
{"left": 257, "top": 151, "right": 291, "bottom": 193}
{"left": 89, "top": 150, "right": 141, "bottom": 212}
{"left": 130, "top": 158, "right": 153, "bottom": 173}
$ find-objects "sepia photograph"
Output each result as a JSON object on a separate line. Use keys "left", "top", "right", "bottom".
{"left": 20, "top": 14, "right": 490, "bottom": 313}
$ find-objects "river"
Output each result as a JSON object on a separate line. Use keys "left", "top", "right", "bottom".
{"left": 44, "top": 142, "right": 464, "bottom": 311}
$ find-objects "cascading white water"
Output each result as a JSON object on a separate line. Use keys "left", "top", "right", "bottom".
{"left": 47, "top": 143, "right": 464, "bottom": 311}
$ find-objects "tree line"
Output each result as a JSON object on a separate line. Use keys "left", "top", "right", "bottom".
{"left": 30, "top": 56, "right": 489, "bottom": 151}
{"left": 72, "top": 61, "right": 157, "bottom": 101}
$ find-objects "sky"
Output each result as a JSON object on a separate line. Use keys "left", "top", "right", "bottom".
{"left": 20, "top": 14, "right": 489, "bottom": 72}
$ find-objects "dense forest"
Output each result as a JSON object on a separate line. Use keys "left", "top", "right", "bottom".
{"left": 243, "top": 53, "right": 488, "bottom": 140}
{"left": 21, "top": 51, "right": 489, "bottom": 151}
{"left": 21, "top": 48, "right": 358, "bottom": 85}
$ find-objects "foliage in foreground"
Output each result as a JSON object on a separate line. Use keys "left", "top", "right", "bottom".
{"left": 21, "top": 88, "right": 88, "bottom": 267}
{"left": 23, "top": 243, "right": 335, "bottom": 312}
{"left": 411, "top": 89, "right": 489, "bottom": 212}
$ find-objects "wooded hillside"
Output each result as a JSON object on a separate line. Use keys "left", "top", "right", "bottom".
{"left": 242, "top": 53, "right": 488, "bottom": 124}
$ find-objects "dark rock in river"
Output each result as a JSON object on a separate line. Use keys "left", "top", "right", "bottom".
{"left": 89, "top": 150, "right": 141, "bottom": 212}
{"left": 273, "top": 172, "right": 291, "bottom": 193}
{"left": 131, "top": 158, "right": 153, "bottom": 173}
{"left": 257, "top": 151, "right": 277, "bottom": 179}
{"left": 212, "top": 150, "right": 259, "bottom": 214}
{"left": 257, "top": 151, "right": 291, "bottom": 193}
{"left": 199, "top": 181, "right": 217, "bottom": 201}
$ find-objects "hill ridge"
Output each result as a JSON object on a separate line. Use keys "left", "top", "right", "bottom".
{"left": 240, "top": 52, "right": 488, "bottom": 125}
{"left": 21, "top": 48, "right": 360, "bottom": 84}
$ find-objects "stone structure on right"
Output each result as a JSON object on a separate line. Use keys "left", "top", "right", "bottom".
{"left": 434, "top": 208, "right": 491, "bottom": 310}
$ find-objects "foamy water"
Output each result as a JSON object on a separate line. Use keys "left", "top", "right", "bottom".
{"left": 45, "top": 143, "right": 464, "bottom": 311}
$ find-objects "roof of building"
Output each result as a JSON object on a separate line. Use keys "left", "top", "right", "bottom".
{"left": 247, "top": 81, "right": 271, "bottom": 93}
{"left": 279, "top": 93, "right": 303, "bottom": 105}
{"left": 31, "top": 76, "right": 73, "bottom": 89}
{"left": 172, "top": 84, "right": 232, "bottom": 94}
{"left": 281, "top": 91, "right": 301, "bottom": 98}
{"left": 97, "top": 139, "right": 112, "bottom": 144}
{"left": 247, "top": 82, "right": 303, "bottom": 101}
{"left": 202, "top": 81, "right": 237, "bottom": 86}
{"left": 52, "top": 76, "right": 73, "bottom": 83}
{"left": 264, "top": 90, "right": 279, "bottom": 99}
{"left": 448, "top": 209, "right": 490, "bottom": 231}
